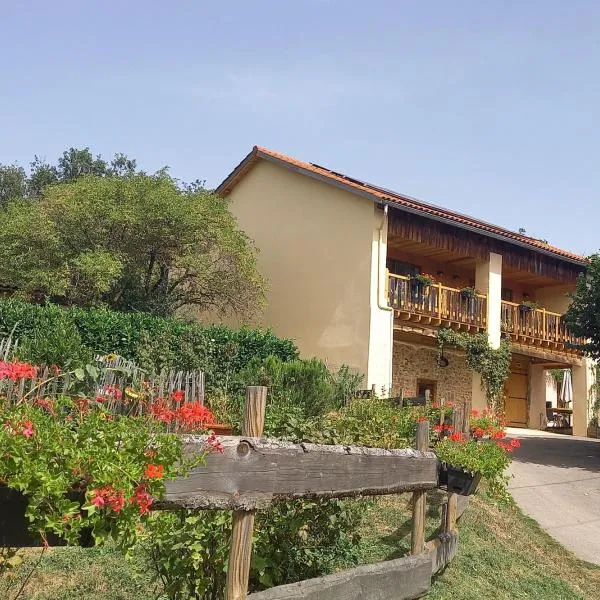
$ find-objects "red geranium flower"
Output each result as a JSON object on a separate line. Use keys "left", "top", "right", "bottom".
{"left": 0, "top": 360, "right": 37, "bottom": 381}
{"left": 171, "top": 389, "right": 185, "bottom": 403}
{"left": 89, "top": 485, "right": 125, "bottom": 512}
{"left": 130, "top": 484, "right": 153, "bottom": 515}
{"left": 207, "top": 433, "right": 224, "bottom": 454}
{"left": 144, "top": 463, "right": 164, "bottom": 480}
{"left": 21, "top": 420, "right": 34, "bottom": 439}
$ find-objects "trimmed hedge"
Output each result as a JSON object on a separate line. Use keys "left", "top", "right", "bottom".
{"left": 0, "top": 299, "right": 298, "bottom": 394}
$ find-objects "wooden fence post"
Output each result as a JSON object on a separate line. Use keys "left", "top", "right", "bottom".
{"left": 411, "top": 420, "right": 429, "bottom": 555}
{"left": 445, "top": 406, "right": 465, "bottom": 534}
{"left": 225, "top": 386, "right": 267, "bottom": 600}
{"left": 446, "top": 493, "right": 458, "bottom": 533}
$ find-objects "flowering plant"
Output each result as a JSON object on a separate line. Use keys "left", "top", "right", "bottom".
{"left": 0, "top": 361, "right": 222, "bottom": 549}
{"left": 411, "top": 273, "right": 436, "bottom": 286}
{"left": 435, "top": 431, "right": 520, "bottom": 499}
{"left": 519, "top": 300, "right": 539, "bottom": 312}
{"left": 469, "top": 408, "right": 506, "bottom": 440}
{"left": 459, "top": 286, "right": 479, "bottom": 299}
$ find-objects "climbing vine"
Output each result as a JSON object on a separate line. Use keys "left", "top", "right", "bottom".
{"left": 437, "top": 329, "right": 511, "bottom": 411}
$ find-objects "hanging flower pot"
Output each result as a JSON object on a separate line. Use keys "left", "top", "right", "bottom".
{"left": 0, "top": 486, "right": 93, "bottom": 547}
{"left": 411, "top": 273, "right": 435, "bottom": 287}
{"left": 460, "top": 287, "right": 477, "bottom": 300}
{"left": 445, "top": 465, "right": 482, "bottom": 496}
{"left": 519, "top": 301, "right": 539, "bottom": 314}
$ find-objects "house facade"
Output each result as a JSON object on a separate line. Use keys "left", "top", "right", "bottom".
{"left": 217, "top": 146, "right": 595, "bottom": 436}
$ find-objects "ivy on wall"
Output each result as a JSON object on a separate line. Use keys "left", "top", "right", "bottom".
{"left": 437, "top": 328, "right": 511, "bottom": 411}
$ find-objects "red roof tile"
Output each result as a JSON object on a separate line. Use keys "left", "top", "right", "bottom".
{"left": 217, "top": 146, "right": 587, "bottom": 265}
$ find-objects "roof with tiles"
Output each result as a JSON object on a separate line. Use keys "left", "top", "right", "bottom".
{"left": 217, "top": 146, "right": 587, "bottom": 266}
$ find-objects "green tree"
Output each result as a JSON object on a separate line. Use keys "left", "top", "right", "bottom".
{"left": 0, "top": 147, "right": 141, "bottom": 201}
{"left": 0, "top": 174, "right": 265, "bottom": 317}
{"left": 0, "top": 164, "right": 27, "bottom": 206}
{"left": 565, "top": 254, "right": 600, "bottom": 358}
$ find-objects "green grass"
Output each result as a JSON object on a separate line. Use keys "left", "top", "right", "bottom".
{"left": 358, "top": 489, "right": 600, "bottom": 599}
{"left": 3, "top": 491, "right": 600, "bottom": 599}
{"left": 0, "top": 545, "right": 157, "bottom": 600}
{"left": 427, "top": 492, "right": 600, "bottom": 600}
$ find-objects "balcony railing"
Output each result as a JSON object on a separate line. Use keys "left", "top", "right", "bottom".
{"left": 500, "top": 301, "right": 584, "bottom": 350}
{"left": 388, "top": 274, "right": 583, "bottom": 352}
{"left": 388, "top": 274, "right": 487, "bottom": 330}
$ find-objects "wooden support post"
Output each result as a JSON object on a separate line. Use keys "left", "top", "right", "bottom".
{"left": 446, "top": 493, "right": 458, "bottom": 533}
{"left": 440, "top": 499, "right": 448, "bottom": 532}
{"left": 225, "top": 386, "right": 267, "bottom": 600}
{"left": 411, "top": 421, "right": 429, "bottom": 555}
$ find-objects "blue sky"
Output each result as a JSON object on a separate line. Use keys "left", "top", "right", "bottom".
{"left": 2, "top": 1, "right": 599, "bottom": 255}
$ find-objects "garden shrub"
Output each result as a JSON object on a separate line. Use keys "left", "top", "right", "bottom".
{"left": 321, "top": 397, "right": 448, "bottom": 448}
{"left": 0, "top": 298, "right": 298, "bottom": 394}
{"left": 238, "top": 355, "right": 364, "bottom": 419}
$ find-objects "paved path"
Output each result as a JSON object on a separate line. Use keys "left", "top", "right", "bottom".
{"left": 508, "top": 427, "right": 600, "bottom": 565}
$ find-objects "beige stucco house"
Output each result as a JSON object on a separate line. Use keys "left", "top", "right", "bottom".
{"left": 217, "top": 146, "right": 595, "bottom": 436}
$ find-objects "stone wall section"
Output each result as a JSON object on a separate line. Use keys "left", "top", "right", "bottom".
{"left": 392, "top": 342, "right": 473, "bottom": 408}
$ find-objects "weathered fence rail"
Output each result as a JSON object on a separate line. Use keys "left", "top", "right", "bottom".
{"left": 163, "top": 437, "right": 438, "bottom": 510}
{"left": 162, "top": 387, "right": 471, "bottom": 600}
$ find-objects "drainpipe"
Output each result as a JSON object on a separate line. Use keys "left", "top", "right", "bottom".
{"left": 376, "top": 205, "right": 394, "bottom": 397}
{"left": 377, "top": 205, "right": 393, "bottom": 313}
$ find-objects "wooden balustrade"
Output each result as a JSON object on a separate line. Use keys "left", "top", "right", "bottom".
{"left": 388, "top": 273, "right": 486, "bottom": 331}
{"left": 388, "top": 273, "right": 583, "bottom": 352}
{"left": 500, "top": 301, "right": 584, "bottom": 351}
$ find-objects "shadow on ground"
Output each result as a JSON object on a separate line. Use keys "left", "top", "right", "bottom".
{"left": 509, "top": 433, "right": 600, "bottom": 473}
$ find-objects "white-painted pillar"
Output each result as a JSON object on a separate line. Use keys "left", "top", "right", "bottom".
{"left": 572, "top": 358, "right": 595, "bottom": 437}
{"left": 471, "top": 252, "right": 503, "bottom": 410}
{"left": 366, "top": 208, "right": 393, "bottom": 395}
{"left": 476, "top": 252, "right": 502, "bottom": 349}
{"left": 529, "top": 365, "right": 549, "bottom": 430}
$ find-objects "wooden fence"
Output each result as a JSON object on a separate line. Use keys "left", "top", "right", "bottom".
{"left": 0, "top": 341, "right": 205, "bottom": 418}
{"left": 164, "top": 387, "right": 470, "bottom": 600}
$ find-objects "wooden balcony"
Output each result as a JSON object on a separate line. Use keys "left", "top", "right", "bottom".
{"left": 388, "top": 274, "right": 584, "bottom": 354}
{"left": 388, "top": 274, "right": 487, "bottom": 332}
{"left": 500, "top": 301, "right": 584, "bottom": 352}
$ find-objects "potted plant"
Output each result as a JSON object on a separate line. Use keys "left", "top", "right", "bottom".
{"left": 411, "top": 273, "right": 436, "bottom": 287}
{"left": 459, "top": 286, "right": 478, "bottom": 300}
{"left": 519, "top": 300, "right": 539, "bottom": 313}
{"left": 410, "top": 273, "right": 435, "bottom": 304}
{"left": 435, "top": 431, "right": 520, "bottom": 497}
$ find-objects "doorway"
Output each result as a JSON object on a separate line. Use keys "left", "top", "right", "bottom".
{"left": 417, "top": 379, "right": 437, "bottom": 403}
{"left": 504, "top": 356, "right": 529, "bottom": 427}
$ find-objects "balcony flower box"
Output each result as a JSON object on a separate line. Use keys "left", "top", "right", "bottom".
{"left": 208, "top": 423, "right": 233, "bottom": 436}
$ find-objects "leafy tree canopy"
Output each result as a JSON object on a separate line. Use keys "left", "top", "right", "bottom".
{"left": 0, "top": 147, "right": 146, "bottom": 204}
{"left": 0, "top": 169, "right": 265, "bottom": 318}
{"left": 565, "top": 254, "right": 600, "bottom": 358}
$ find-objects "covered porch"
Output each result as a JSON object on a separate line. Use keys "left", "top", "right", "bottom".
{"left": 498, "top": 349, "right": 594, "bottom": 437}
